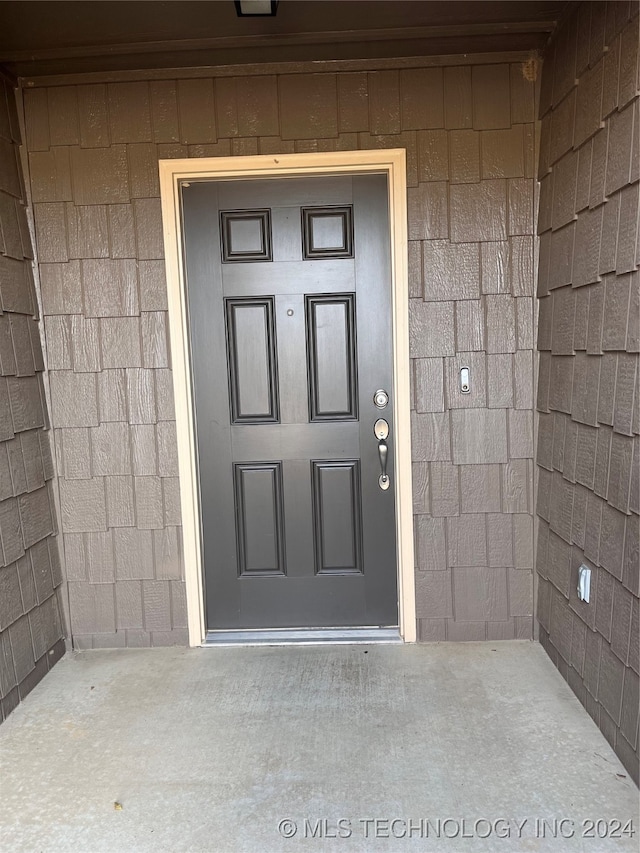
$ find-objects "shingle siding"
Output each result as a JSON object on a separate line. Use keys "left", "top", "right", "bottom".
{"left": 0, "top": 74, "right": 65, "bottom": 723}
{"left": 20, "top": 56, "right": 538, "bottom": 650}
{"left": 536, "top": 1, "right": 639, "bottom": 783}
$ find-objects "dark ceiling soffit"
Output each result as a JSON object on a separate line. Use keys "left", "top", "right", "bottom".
{"left": 0, "top": 20, "right": 557, "bottom": 63}
{"left": 6, "top": 32, "right": 554, "bottom": 82}
{"left": 19, "top": 50, "right": 541, "bottom": 89}
{"left": 0, "top": 66, "right": 16, "bottom": 87}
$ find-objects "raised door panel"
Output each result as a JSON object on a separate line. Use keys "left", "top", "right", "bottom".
{"left": 220, "top": 209, "right": 272, "bottom": 263}
{"left": 234, "top": 462, "right": 285, "bottom": 575}
{"left": 225, "top": 297, "right": 279, "bottom": 423}
{"left": 302, "top": 206, "right": 353, "bottom": 259}
{"left": 306, "top": 294, "right": 358, "bottom": 421}
{"left": 312, "top": 460, "right": 363, "bottom": 574}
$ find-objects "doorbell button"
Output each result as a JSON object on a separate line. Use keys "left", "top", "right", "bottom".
{"left": 460, "top": 367, "right": 470, "bottom": 394}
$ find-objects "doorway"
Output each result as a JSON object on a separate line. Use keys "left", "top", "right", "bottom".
{"left": 159, "top": 150, "right": 416, "bottom": 643}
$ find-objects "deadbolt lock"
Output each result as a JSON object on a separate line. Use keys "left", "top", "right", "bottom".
{"left": 373, "top": 389, "right": 389, "bottom": 409}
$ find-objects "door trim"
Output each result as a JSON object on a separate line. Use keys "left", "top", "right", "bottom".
{"left": 159, "top": 150, "right": 416, "bottom": 645}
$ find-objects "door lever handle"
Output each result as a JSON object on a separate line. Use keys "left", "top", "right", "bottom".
{"left": 374, "top": 418, "right": 390, "bottom": 491}
{"left": 378, "top": 438, "right": 388, "bottom": 483}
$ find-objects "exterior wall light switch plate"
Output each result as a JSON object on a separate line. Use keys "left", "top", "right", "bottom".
{"left": 577, "top": 565, "right": 591, "bottom": 603}
{"left": 460, "top": 366, "right": 470, "bottom": 394}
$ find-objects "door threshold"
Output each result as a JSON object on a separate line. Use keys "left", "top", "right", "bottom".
{"left": 203, "top": 627, "right": 402, "bottom": 646}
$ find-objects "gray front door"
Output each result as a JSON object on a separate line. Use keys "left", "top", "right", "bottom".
{"left": 182, "top": 174, "right": 397, "bottom": 630}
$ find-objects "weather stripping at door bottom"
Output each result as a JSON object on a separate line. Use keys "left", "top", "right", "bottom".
{"left": 203, "top": 627, "right": 402, "bottom": 646}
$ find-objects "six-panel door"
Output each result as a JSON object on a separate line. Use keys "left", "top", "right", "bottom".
{"left": 182, "top": 174, "right": 397, "bottom": 630}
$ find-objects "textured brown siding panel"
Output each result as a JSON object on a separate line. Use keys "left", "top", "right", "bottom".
{"left": 70, "top": 316, "right": 101, "bottom": 373}
{"left": 163, "top": 478, "right": 182, "bottom": 527}
{"left": 68, "top": 581, "right": 115, "bottom": 634}
{"left": 59, "top": 428, "right": 90, "bottom": 480}
{"left": 450, "top": 129, "right": 480, "bottom": 184}
{"left": 83, "top": 259, "right": 138, "bottom": 317}
{"left": 28, "top": 148, "right": 72, "bottom": 203}
{"left": 443, "top": 66, "right": 473, "bottom": 130}
{"left": 177, "top": 79, "right": 216, "bottom": 144}
{"left": 368, "top": 71, "right": 400, "bottom": 135}
{"left": 429, "top": 462, "right": 460, "bottom": 518}
{"left": 504, "top": 459, "right": 531, "bottom": 516}
{"left": 23, "top": 89, "right": 50, "bottom": 152}
{"left": 149, "top": 81, "right": 179, "bottom": 144}
{"left": 48, "top": 88, "right": 80, "bottom": 148}
{"left": 510, "top": 63, "right": 536, "bottom": 125}
{"left": 50, "top": 371, "right": 98, "bottom": 427}
{"left": 0, "top": 139, "right": 21, "bottom": 199}
{"left": 133, "top": 198, "right": 164, "bottom": 260}
{"left": 67, "top": 204, "right": 109, "bottom": 259}
{"left": 131, "top": 424, "right": 157, "bottom": 477}
{"left": 455, "top": 300, "right": 484, "bottom": 351}
{"left": 91, "top": 422, "right": 131, "bottom": 477}
{"left": 23, "top": 57, "right": 537, "bottom": 652}
{"left": 33, "top": 203, "right": 68, "bottom": 263}
{"left": 409, "top": 300, "right": 455, "bottom": 357}
{"left": 108, "top": 204, "right": 137, "bottom": 259}
{"left": 279, "top": 74, "right": 338, "bottom": 141}
{"left": 105, "top": 475, "right": 135, "bottom": 528}
{"left": 128, "top": 144, "right": 160, "bottom": 199}
{"left": 482, "top": 126, "right": 525, "bottom": 179}
{"left": 553, "top": 13, "right": 579, "bottom": 106}
{"left": 0, "top": 83, "right": 65, "bottom": 723}
{"left": 39, "top": 261, "right": 82, "bottom": 315}
{"left": 59, "top": 479, "right": 106, "bottom": 533}
{"left": 215, "top": 77, "right": 278, "bottom": 139}
{"left": 336, "top": 73, "right": 369, "bottom": 134}
{"left": 70, "top": 146, "right": 130, "bottom": 206}
{"left": 536, "top": 0, "right": 639, "bottom": 780}
{"left": 574, "top": 60, "right": 604, "bottom": 148}
{"left": 450, "top": 180, "right": 507, "bottom": 242}
{"left": 616, "top": 183, "right": 639, "bottom": 274}
{"left": 453, "top": 566, "right": 508, "bottom": 621}
{"left": 77, "top": 84, "right": 110, "bottom": 148}
{"left": 108, "top": 83, "right": 152, "bottom": 144}
{"left": 126, "top": 368, "right": 156, "bottom": 424}
{"left": 415, "top": 569, "right": 452, "bottom": 618}
{"left": 411, "top": 412, "right": 451, "bottom": 462}
{"left": 155, "top": 528, "right": 182, "bottom": 579}
{"left": 401, "top": 68, "right": 443, "bottom": 131}
{"left": 606, "top": 103, "right": 635, "bottom": 196}
{"left": 408, "top": 181, "right": 448, "bottom": 240}
{"left": 413, "top": 358, "right": 444, "bottom": 413}
{"left": 417, "top": 129, "right": 448, "bottom": 182}
{"left": 423, "top": 241, "right": 479, "bottom": 301}
{"left": 451, "top": 409, "right": 508, "bottom": 464}
{"left": 460, "top": 464, "right": 501, "bottom": 513}
{"left": 472, "top": 65, "right": 511, "bottom": 130}
{"left": 115, "top": 580, "right": 143, "bottom": 630}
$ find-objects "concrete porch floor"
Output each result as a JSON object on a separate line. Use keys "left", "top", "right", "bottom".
{"left": 0, "top": 641, "right": 637, "bottom": 853}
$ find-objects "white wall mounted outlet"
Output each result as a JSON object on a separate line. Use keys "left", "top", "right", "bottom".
{"left": 577, "top": 565, "right": 591, "bottom": 603}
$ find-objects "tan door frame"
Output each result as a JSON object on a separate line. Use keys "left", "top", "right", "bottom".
{"left": 159, "top": 150, "right": 416, "bottom": 645}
